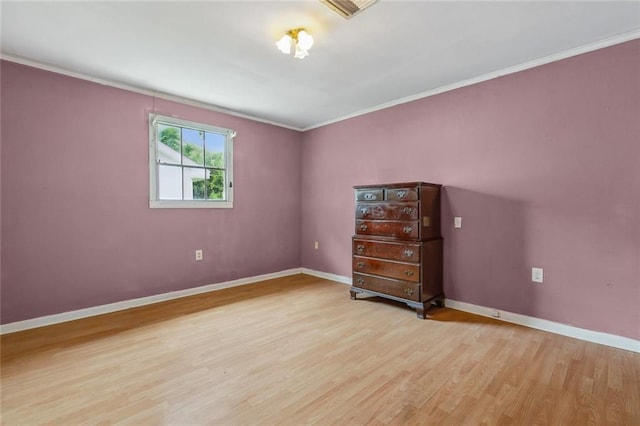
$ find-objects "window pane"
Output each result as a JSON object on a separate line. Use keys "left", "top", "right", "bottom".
{"left": 205, "top": 132, "right": 225, "bottom": 168}
{"left": 157, "top": 124, "right": 181, "bottom": 165}
{"left": 185, "top": 168, "right": 206, "bottom": 200}
{"left": 158, "top": 164, "right": 183, "bottom": 200}
{"left": 182, "top": 127, "right": 205, "bottom": 166}
{"left": 151, "top": 114, "right": 234, "bottom": 208}
{"left": 206, "top": 169, "right": 225, "bottom": 200}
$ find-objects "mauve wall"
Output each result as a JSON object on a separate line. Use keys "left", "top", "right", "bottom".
{"left": 1, "top": 61, "right": 302, "bottom": 324}
{"left": 301, "top": 40, "right": 640, "bottom": 340}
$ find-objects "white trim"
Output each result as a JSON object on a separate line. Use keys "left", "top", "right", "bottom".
{"left": 0, "top": 268, "right": 302, "bottom": 335}
{"left": 303, "top": 29, "right": 640, "bottom": 131}
{"left": 3, "top": 30, "right": 639, "bottom": 133}
{"left": 0, "top": 54, "right": 304, "bottom": 132}
{"left": 300, "top": 268, "right": 639, "bottom": 353}
{"left": 149, "top": 200, "right": 233, "bottom": 209}
{"left": 300, "top": 267, "right": 352, "bottom": 285}
{"left": 3, "top": 267, "right": 638, "bottom": 353}
{"left": 148, "top": 113, "right": 234, "bottom": 208}
{"left": 444, "top": 299, "right": 640, "bottom": 354}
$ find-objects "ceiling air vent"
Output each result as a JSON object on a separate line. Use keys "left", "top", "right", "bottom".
{"left": 320, "top": 0, "right": 378, "bottom": 19}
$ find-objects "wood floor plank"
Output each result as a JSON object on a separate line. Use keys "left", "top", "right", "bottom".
{"left": 1, "top": 274, "right": 639, "bottom": 425}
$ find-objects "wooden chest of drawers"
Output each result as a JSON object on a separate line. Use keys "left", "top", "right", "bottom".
{"left": 350, "top": 182, "right": 443, "bottom": 318}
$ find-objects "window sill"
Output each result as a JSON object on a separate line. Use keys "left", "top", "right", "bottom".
{"left": 150, "top": 200, "right": 233, "bottom": 209}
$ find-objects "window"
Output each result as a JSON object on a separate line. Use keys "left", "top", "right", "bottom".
{"left": 149, "top": 114, "right": 234, "bottom": 208}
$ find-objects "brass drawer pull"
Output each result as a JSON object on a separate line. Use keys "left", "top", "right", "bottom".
{"left": 356, "top": 244, "right": 365, "bottom": 253}
{"left": 403, "top": 249, "right": 414, "bottom": 257}
{"left": 356, "top": 277, "right": 365, "bottom": 285}
{"left": 403, "top": 226, "right": 413, "bottom": 234}
{"left": 360, "top": 207, "right": 369, "bottom": 215}
{"left": 359, "top": 224, "right": 368, "bottom": 231}
{"left": 402, "top": 207, "right": 413, "bottom": 214}
{"left": 403, "top": 288, "right": 414, "bottom": 295}
{"left": 396, "top": 190, "right": 408, "bottom": 199}
{"left": 363, "top": 192, "right": 376, "bottom": 200}
{"left": 404, "top": 270, "right": 414, "bottom": 277}
{"left": 357, "top": 262, "right": 366, "bottom": 268}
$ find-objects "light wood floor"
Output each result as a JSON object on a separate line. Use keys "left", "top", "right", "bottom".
{"left": 1, "top": 274, "right": 638, "bottom": 425}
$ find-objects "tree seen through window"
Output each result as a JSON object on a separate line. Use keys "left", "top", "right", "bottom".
{"left": 158, "top": 126, "right": 225, "bottom": 200}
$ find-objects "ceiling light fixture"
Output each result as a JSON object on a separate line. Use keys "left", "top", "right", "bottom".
{"left": 276, "top": 28, "right": 314, "bottom": 59}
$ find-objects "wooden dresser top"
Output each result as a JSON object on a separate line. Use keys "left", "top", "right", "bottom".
{"left": 353, "top": 182, "right": 441, "bottom": 190}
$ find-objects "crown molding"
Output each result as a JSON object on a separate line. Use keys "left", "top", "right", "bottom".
{"left": 0, "top": 53, "right": 304, "bottom": 132}
{"left": 2, "top": 29, "right": 639, "bottom": 133}
{"left": 303, "top": 29, "right": 640, "bottom": 131}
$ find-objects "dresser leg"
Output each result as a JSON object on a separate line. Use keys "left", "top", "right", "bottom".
{"left": 416, "top": 305, "right": 426, "bottom": 319}
{"left": 350, "top": 289, "right": 357, "bottom": 300}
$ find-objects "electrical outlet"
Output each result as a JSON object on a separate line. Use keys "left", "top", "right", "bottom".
{"left": 195, "top": 249, "right": 203, "bottom": 261}
{"left": 532, "top": 267, "right": 543, "bottom": 283}
{"left": 454, "top": 217, "right": 462, "bottom": 228}
{"left": 314, "top": 241, "right": 319, "bottom": 250}
{"left": 492, "top": 309, "right": 500, "bottom": 318}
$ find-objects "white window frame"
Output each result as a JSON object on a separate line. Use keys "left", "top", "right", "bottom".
{"left": 149, "top": 114, "right": 234, "bottom": 208}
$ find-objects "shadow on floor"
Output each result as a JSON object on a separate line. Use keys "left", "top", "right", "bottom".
{"left": 353, "top": 293, "right": 512, "bottom": 326}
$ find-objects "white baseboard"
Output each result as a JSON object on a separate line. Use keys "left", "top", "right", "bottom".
{"left": 3, "top": 267, "right": 638, "bottom": 353}
{"left": 0, "top": 268, "right": 303, "bottom": 335}
{"left": 443, "top": 299, "right": 639, "bottom": 353}
{"left": 300, "top": 268, "right": 352, "bottom": 285}
{"left": 300, "top": 268, "right": 639, "bottom": 353}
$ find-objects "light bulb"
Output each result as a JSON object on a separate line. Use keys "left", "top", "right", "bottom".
{"left": 294, "top": 45, "right": 309, "bottom": 59}
{"left": 297, "top": 31, "right": 314, "bottom": 51}
{"left": 276, "top": 35, "right": 292, "bottom": 54}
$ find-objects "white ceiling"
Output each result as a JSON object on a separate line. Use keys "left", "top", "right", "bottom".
{"left": 2, "top": 1, "right": 639, "bottom": 130}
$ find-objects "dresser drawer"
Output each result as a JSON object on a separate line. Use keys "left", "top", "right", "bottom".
{"left": 355, "top": 202, "right": 419, "bottom": 220}
{"left": 353, "top": 256, "right": 420, "bottom": 282}
{"left": 355, "top": 189, "right": 383, "bottom": 201}
{"left": 353, "top": 239, "right": 420, "bottom": 263}
{"left": 385, "top": 187, "right": 419, "bottom": 201}
{"left": 355, "top": 220, "right": 419, "bottom": 239}
{"left": 352, "top": 273, "right": 420, "bottom": 302}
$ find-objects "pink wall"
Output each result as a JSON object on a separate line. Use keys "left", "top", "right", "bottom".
{"left": 301, "top": 40, "right": 640, "bottom": 340}
{"left": 2, "top": 41, "right": 639, "bottom": 341}
{"left": 1, "top": 61, "right": 302, "bottom": 324}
